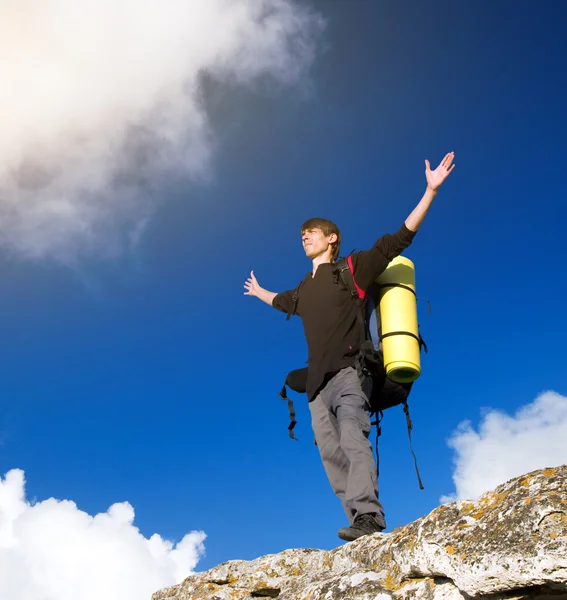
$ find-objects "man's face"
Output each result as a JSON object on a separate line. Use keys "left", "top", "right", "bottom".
{"left": 301, "top": 228, "right": 336, "bottom": 259}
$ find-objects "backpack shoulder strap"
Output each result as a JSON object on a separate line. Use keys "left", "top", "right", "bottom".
{"left": 345, "top": 254, "right": 366, "bottom": 300}
{"left": 285, "top": 276, "right": 307, "bottom": 321}
{"left": 335, "top": 254, "right": 373, "bottom": 347}
{"left": 335, "top": 254, "right": 366, "bottom": 300}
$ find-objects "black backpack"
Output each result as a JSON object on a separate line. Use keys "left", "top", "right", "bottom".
{"left": 278, "top": 255, "right": 427, "bottom": 488}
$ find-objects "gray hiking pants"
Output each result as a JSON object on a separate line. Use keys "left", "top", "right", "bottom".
{"left": 309, "top": 366, "right": 386, "bottom": 527}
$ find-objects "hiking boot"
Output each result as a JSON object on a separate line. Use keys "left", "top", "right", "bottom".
{"left": 337, "top": 513, "right": 385, "bottom": 541}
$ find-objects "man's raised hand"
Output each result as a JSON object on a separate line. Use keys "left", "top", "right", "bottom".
{"left": 244, "top": 271, "right": 261, "bottom": 297}
{"left": 425, "top": 152, "right": 455, "bottom": 192}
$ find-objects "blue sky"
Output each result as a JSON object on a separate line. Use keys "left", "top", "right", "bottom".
{"left": 1, "top": 0, "right": 566, "bottom": 584}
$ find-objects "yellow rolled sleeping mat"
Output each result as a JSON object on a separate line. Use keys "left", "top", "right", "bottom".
{"left": 375, "top": 256, "right": 421, "bottom": 384}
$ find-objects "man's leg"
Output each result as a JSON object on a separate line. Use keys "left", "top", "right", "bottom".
{"left": 309, "top": 390, "right": 354, "bottom": 523}
{"left": 321, "top": 367, "right": 385, "bottom": 541}
{"left": 330, "top": 367, "right": 385, "bottom": 523}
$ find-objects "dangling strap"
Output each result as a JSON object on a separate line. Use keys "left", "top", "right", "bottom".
{"left": 419, "top": 331, "right": 428, "bottom": 354}
{"left": 278, "top": 385, "right": 299, "bottom": 441}
{"left": 402, "top": 401, "right": 424, "bottom": 490}
{"left": 371, "top": 410, "right": 384, "bottom": 480}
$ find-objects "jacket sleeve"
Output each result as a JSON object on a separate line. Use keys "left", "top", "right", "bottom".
{"left": 272, "top": 289, "right": 297, "bottom": 315}
{"left": 350, "top": 223, "right": 417, "bottom": 292}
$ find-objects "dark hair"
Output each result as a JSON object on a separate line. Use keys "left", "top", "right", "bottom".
{"left": 301, "top": 218, "right": 341, "bottom": 262}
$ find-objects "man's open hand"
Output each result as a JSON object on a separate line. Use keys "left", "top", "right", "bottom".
{"left": 244, "top": 271, "right": 261, "bottom": 296}
{"left": 243, "top": 271, "right": 277, "bottom": 306}
{"left": 425, "top": 152, "right": 455, "bottom": 191}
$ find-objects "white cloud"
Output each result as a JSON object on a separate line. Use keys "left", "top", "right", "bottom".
{"left": 0, "top": 469, "right": 206, "bottom": 600}
{"left": 0, "top": 0, "right": 322, "bottom": 263}
{"left": 443, "top": 391, "right": 567, "bottom": 501}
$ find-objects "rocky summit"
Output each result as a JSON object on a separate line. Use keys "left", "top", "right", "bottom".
{"left": 153, "top": 465, "right": 567, "bottom": 600}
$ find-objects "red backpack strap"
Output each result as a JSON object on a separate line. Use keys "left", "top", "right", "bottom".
{"left": 346, "top": 255, "right": 365, "bottom": 299}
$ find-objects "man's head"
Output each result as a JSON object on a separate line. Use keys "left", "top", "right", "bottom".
{"left": 301, "top": 218, "right": 341, "bottom": 262}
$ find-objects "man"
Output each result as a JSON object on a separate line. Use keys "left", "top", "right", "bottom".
{"left": 244, "top": 152, "right": 455, "bottom": 541}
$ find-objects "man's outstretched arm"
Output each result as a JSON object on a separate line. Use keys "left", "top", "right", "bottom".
{"left": 352, "top": 151, "right": 456, "bottom": 290}
{"left": 244, "top": 271, "right": 278, "bottom": 306}
{"left": 244, "top": 271, "right": 298, "bottom": 315}
{"left": 405, "top": 151, "right": 455, "bottom": 232}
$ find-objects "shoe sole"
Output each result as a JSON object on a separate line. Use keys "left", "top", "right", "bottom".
{"left": 337, "top": 529, "right": 385, "bottom": 542}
